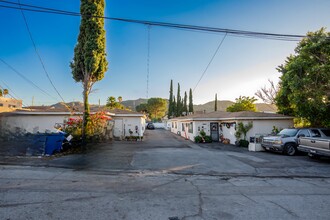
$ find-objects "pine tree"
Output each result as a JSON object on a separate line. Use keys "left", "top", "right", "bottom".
{"left": 188, "top": 88, "right": 193, "bottom": 113}
{"left": 183, "top": 91, "right": 188, "bottom": 114}
{"left": 168, "top": 79, "right": 173, "bottom": 118}
{"left": 70, "top": 0, "right": 108, "bottom": 140}
{"left": 176, "top": 83, "right": 181, "bottom": 117}
{"left": 215, "top": 93, "right": 218, "bottom": 111}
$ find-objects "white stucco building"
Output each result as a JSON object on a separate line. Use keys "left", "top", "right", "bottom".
{"left": 169, "top": 111, "right": 294, "bottom": 145}
{"left": 0, "top": 107, "right": 146, "bottom": 140}
{"left": 0, "top": 97, "right": 22, "bottom": 112}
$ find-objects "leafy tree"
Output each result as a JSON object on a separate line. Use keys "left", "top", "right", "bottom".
{"left": 235, "top": 121, "right": 253, "bottom": 141}
{"left": 255, "top": 79, "right": 278, "bottom": 104}
{"left": 215, "top": 93, "right": 218, "bottom": 111}
{"left": 188, "top": 88, "right": 193, "bottom": 113}
{"left": 183, "top": 91, "right": 188, "bottom": 114}
{"left": 226, "top": 96, "right": 257, "bottom": 112}
{"left": 275, "top": 28, "right": 330, "bottom": 127}
{"left": 168, "top": 79, "right": 174, "bottom": 117}
{"left": 0, "top": 89, "right": 2, "bottom": 97}
{"left": 117, "top": 96, "right": 122, "bottom": 103}
{"left": 106, "top": 96, "right": 125, "bottom": 109}
{"left": 147, "top": 98, "right": 167, "bottom": 121}
{"left": 70, "top": 0, "right": 108, "bottom": 139}
{"left": 136, "top": 103, "right": 148, "bottom": 113}
{"left": 3, "top": 89, "right": 8, "bottom": 97}
{"left": 176, "top": 83, "right": 181, "bottom": 117}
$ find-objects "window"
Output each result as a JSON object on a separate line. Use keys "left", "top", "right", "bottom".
{"left": 175, "top": 122, "right": 177, "bottom": 129}
{"left": 0, "top": 103, "right": 3, "bottom": 107}
{"left": 311, "top": 129, "right": 321, "bottom": 138}
{"left": 188, "top": 122, "right": 193, "bottom": 133}
{"left": 172, "top": 122, "right": 174, "bottom": 128}
{"left": 297, "top": 129, "right": 310, "bottom": 137}
{"left": 321, "top": 129, "right": 330, "bottom": 137}
{"left": 182, "top": 123, "right": 185, "bottom": 131}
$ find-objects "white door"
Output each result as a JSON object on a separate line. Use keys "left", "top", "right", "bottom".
{"left": 113, "top": 119, "right": 123, "bottom": 139}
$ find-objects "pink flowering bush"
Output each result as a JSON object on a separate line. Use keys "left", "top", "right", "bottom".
{"left": 64, "top": 111, "right": 111, "bottom": 141}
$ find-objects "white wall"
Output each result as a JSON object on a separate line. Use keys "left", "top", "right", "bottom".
{"left": 220, "top": 123, "right": 236, "bottom": 144}
{"left": 0, "top": 115, "right": 70, "bottom": 133}
{"left": 169, "top": 118, "right": 293, "bottom": 144}
{"left": 246, "top": 119, "right": 294, "bottom": 140}
{"left": 153, "top": 122, "right": 165, "bottom": 129}
{"left": 170, "top": 120, "right": 179, "bottom": 134}
{"left": 123, "top": 117, "right": 144, "bottom": 137}
{"left": 195, "top": 122, "right": 210, "bottom": 136}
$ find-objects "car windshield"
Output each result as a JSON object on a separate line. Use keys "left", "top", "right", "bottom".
{"left": 278, "top": 129, "right": 298, "bottom": 137}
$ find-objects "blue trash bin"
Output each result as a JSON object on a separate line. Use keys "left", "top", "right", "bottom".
{"left": 45, "top": 133, "right": 65, "bottom": 155}
{"left": 31, "top": 134, "right": 47, "bottom": 155}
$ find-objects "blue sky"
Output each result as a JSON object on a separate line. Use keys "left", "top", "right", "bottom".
{"left": 0, "top": 0, "right": 329, "bottom": 106}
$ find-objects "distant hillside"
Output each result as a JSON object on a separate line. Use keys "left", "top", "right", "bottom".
{"left": 194, "top": 100, "right": 234, "bottom": 113}
{"left": 193, "top": 100, "right": 277, "bottom": 113}
{"left": 47, "top": 99, "right": 277, "bottom": 113}
{"left": 121, "top": 98, "right": 148, "bottom": 111}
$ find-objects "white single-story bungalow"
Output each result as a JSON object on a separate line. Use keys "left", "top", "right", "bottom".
{"left": 0, "top": 107, "right": 146, "bottom": 140}
{"left": 169, "top": 111, "right": 294, "bottom": 144}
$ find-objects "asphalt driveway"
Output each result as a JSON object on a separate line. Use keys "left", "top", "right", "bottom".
{"left": 1, "top": 129, "right": 330, "bottom": 177}
{"left": 2, "top": 129, "right": 330, "bottom": 220}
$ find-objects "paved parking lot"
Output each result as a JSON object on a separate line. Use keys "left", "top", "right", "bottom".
{"left": 1, "top": 129, "right": 330, "bottom": 177}
{"left": 1, "top": 129, "right": 330, "bottom": 219}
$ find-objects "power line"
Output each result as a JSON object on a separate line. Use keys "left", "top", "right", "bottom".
{"left": 0, "top": 58, "right": 58, "bottom": 100}
{"left": 193, "top": 33, "right": 227, "bottom": 93}
{"left": 0, "top": 79, "right": 19, "bottom": 99}
{"left": 0, "top": 82, "right": 31, "bottom": 109}
{"left": 0, "top": 0, "right": 316, "bottom": 42}
{"left": 17, "top": 0, "right": 67, "bottom": 105}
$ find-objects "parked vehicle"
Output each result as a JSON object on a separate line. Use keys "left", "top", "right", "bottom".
{"left": 298, "top": 128, "right": 330, "bottom": 158}
{"left": 261, "top": 128, "right": 318, "bottom": 156}
{"left": 146, "top": 122, "right": 155, "bottom": 130}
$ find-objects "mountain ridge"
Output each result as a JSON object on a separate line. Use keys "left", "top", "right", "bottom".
{"left": 39, "top": 99, "right": 277, "bottom": 113}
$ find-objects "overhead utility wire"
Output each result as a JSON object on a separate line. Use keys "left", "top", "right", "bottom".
{"left": 0, "top": 1, "right": 314, "bottom": 41}
{"left": 0, "top": 83, "right": 30, "bottom": 108}
{"left": 0, "top": 58, "right": 58, "bottom": 100}
{"left": 0, "top": 80, "right": 19, "bottom": 99}
{"left": 17, "top": 0, "right": 68, "bottom": 106}
{"left": 193, "top": 33, "right": 227, "bottom": 93}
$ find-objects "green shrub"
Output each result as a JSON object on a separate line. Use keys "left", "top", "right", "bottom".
{"left": 204, "top": 135, "right": 212, "bottom": 143}
{"left": 194, "top": 136, "right": 202, "bottom": 143}
{"left": 239, "top": 139, "right": 249, "bottom": 147}
{"left": 194, "top": 135, "right": 212, "bottom": 143}
{"left": 199, "top": 130, "right": 206, "bottom": 137}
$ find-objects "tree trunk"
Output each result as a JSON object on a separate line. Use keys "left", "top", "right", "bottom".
{"left": 82, "top": 79, "right": 90, "bottom": 149}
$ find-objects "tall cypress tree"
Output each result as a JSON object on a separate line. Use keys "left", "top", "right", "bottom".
{"left": 173, "top": 96, "right": 176, "bottom": 117}
{"left": 176, "top": 83, "right": 181, "bottom": 117}
{"left": 215, "top": 93, "right": 218, "bottom": 111}
{"left": 168, "top": 79, "right": 173, "bottom": 118}
{"left": 70, "top": 0, "right": 108, "bottom": 140}
{"left": 183, "top": 91, "right": 188, "bottom": 114}
{"left": 188, "top": 88, "right": 193, "bottom": 113}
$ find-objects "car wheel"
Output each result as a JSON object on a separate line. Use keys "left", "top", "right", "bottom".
{"left": 285, "top": 144, "right": 296, "bottom": 156}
